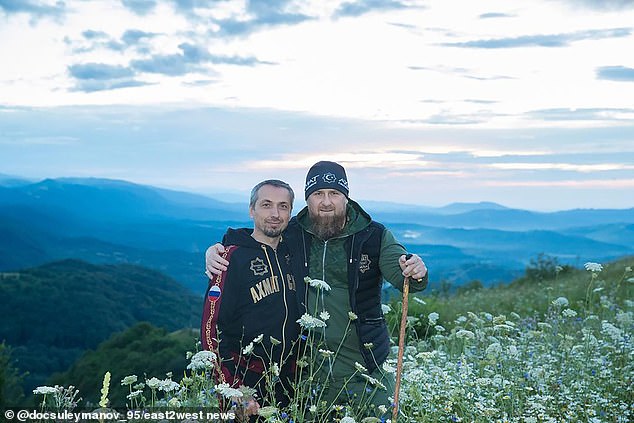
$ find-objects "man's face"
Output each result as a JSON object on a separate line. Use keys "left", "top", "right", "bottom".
{"left": 250, "top": 185, "right": 292, "bottom": 239}
{"left": 307, "top": 189, "right": 348, "bottom": 240}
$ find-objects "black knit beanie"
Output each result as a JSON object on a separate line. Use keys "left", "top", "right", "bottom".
{"left": 304, "top": 161, "right": 349, "bottom": 199}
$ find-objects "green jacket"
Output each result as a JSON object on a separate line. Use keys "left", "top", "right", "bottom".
{"left": 287, "top": 199, "right": 428, "bottom": 378}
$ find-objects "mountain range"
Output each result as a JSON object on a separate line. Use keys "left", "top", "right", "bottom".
{"left": 1, "top": 176, "right": 633, "bottom": 289}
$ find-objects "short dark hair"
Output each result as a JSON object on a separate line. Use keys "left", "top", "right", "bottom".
{"left": 249, "top": 180, "right": 295, "bottom": 209}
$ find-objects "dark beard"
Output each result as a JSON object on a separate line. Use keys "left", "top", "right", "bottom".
{"left": 262, "top": 227, "right": 283, "bottom": 238}
{"left": 311, "top": 213, "right": 346, "bottom": 240}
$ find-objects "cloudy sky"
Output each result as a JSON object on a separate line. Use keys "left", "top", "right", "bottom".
{"left": 1, "top": 0, "right": 633, "bottom": 211}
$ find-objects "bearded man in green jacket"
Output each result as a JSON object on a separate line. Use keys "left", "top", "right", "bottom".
{"left": 206, "top": 161, "right": 428, "bottom": 413}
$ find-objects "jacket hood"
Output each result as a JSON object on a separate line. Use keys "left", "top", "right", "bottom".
{"left": 296, "top": 198, "right": 372, "bottom": 237}
{"left": 223, "top": 228, "right": 265, "bottom": 248}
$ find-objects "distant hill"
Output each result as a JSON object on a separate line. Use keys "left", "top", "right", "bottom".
{"left": 1, "top": 176, "right": 633, "bottom": 288}
{"left": 0, "top": 259, "right": 202, "bottom": 394}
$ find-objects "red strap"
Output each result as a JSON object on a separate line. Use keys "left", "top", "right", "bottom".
{"left": 201, "top": 245, "right": 238, "bottom": 384}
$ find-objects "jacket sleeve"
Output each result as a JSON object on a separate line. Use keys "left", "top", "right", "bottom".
{"left": 378, "top": 229, "right": 428, "bottom": 293}
{"left": 201, "top": 245, "right": 241, "bottom": 384}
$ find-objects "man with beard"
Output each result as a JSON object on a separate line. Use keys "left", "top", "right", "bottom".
{"left": 206, "top": 161, "right": 428, "bottom": 415}
{"left": 201, "top": 180, "right": 300, "bottom": 414}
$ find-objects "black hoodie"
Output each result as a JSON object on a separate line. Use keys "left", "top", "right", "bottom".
{"left": 201, "top": 228, "right": 300, "bottom": 387}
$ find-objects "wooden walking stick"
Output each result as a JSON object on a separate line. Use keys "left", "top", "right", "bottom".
{"left": 392, "top": 254, "right": 412, "bottom": 422}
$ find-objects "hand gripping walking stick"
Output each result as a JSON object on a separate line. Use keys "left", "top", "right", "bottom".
{"left": 392, "top": 253, "right": 412, "bottom": 422}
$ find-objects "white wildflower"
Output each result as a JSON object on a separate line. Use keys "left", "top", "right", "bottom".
{"left": 456, "top": 329, "right": 475, "bottom": 339}
{"left": 309, "top": 405, "right": 317, "bottom": 413}
{"left": 381, "top": 304, "right": 392, "bottom": 314}
{"left": 354, "top": 362, "right": 368, "bottom": 373}
{"left": 378, "top": 405, "right": 387, "bottom": 414}
{"left": 319, "top": 310, "right": 330, "bottom": 321}
{"left": 361, "top": 374, "right": 386, "bottom": 390}
{"left": 271, "top": 363, "right": 280, "bottom": 377}
{"left": 253, "top": 334, "right": 264, "bottom": 343}
{"left": 507, "top": 345, "right": 519, "bottom": 357}
{"left": 348, "top": 311, "right": 358, "bottom": 321}
{"left": 364, "top": 342, "right": 374, "bottom": 349}
{"left": 297, "top": 313, "right": 327, "bottom": 329}
{"left": 33, "top": 386, "right": 57, "bottom": 395}
{"left": 584, "top": 262, "right": 603, "bottom": 272}
{"left": 319, "top": 348, "right": 335, "bottom": 358}
{"left": 625, "top": 266, "right": 631, "bottom": 272}
{"left": 121, "top": 375, "right": 138, "bottom": 386}
{"left": 627, "top": 277, "right": 634, "bottom": 283}
{"left": 307, "top": 278, "right": 331, "bottom": 291}
{"left": 214, "top": 383, "right": 243, "bottom": 399}
{"left": 382, "top": 362, "right": 396, "bottom": 373}
{"left": 146, "top": 377, "right": 161, "bottom": 389}
{"left": 428, "top": 312, "right": 439, "bottom": 325}
{"left": 601, "top": 322, "right": 624, "bottom": 342}
{"left": 552, "top": 297, "right": 569, "bottom": 307}
{"left": 258, "top": 406, "right": 279, "bottom": 418}
{"left": 242, "top": 343, "right": 254, "bottom": 355}
{"left": 340, "top": 417, "right": 356, "bottom": 423}
{"left": 563, "top": 308, "right": 577, "bottom": 318}
{"left": 486, "top": 342, "right": 502, "bottom": 358}
{"left": 159, "top": 379, "right": 179, "bottom": 392}
{"left": 270, "top": 336, "right": 281, "bottom": 345}
{"left": 126, "top": 390, "right": 143, "bottom": 400}
{"left": 434, "top": 325, "right": 446, "bottom": 332}
{"left": 168, "top": 398, "right": 181, "bottom": 407}
{"left": 413, "top": 297, "right": 426, "bottom": 305}
{"left": 187, "top": 350, "right": 217, "bottom": 371}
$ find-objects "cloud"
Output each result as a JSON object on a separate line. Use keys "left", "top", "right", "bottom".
{"left": 334, "top": 0, "right": 410, "bottom": 18}
{"left": 443, "top": 28, "right": 631, "bottom": 48}
{"left": 72, "top": 29, "right": 158, "bottom": 54}
{"left": 527, "top": 108, "right": 634, "bottom": 121}
{"left": 121, "top": 29, "right": 158, "bottom": 45}
{"left": 130, "top": 42, "right": 273, "bottom": 76}
{"left": 121, "top": 0, "right": 157, "bottom": 15}
{"left": 478, "top": 12, "right": 514, "bottom": 19}
{"left": 67, "top": 62, "right": 148, "bottom": 92}
{"left": 131, "top": 54, "right": 195, "bottom": 76}
{"left": 72, "top": 79, "right": 150, "bottom": 93}
{"left": 464, "top": 99, "right": 498, "bottom": 104}
{"left": 82, "top": 30, "right": 109, "bottom": 40}
{"left": 487, "top": 162, "right": 634, "bottom": 172}
{"left": 558, "top": 0, "right": 634, "bottom": 11}
{"left": 68, "top": 63, "right": 135, "bottom": 80}
{"left": 214, "top": 0, "right": 313, "bottom": 37}
{"left": 0, "top": 0, "right": 65, "bottom": 18}
{"left": 409, "top": 65, "right": 514, "bottom": 81}
{"left": 596, "top": 66, "right": 634, "bottom": 82}
{"left": 412, "top": 110, "right": 503, "bottom": 125}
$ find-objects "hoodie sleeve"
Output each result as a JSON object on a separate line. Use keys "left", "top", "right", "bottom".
{"left": 201, "top": 245, "right": 241, "bottom": 384}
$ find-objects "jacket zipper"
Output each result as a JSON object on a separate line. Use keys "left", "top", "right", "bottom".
{"left": 262, "top": 245, "right": 289, "bottom": 367}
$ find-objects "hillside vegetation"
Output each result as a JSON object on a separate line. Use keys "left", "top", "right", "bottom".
{"left": 399, "top": 255, "right": 634, "bottom": 335}
{"left": 0, "top": 260, "right": 202, "bottom": 394}
{"left": 48, "top": 323, "right": 196, "bottom": 407}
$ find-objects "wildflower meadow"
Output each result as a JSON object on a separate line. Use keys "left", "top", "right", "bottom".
{"left": 29, "top": 258, "right": 633, "bottom": 422}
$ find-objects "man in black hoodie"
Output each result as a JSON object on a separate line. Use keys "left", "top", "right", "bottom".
{"left": 201, "top": 179, "right": 300, "bottom": 410}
